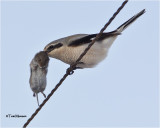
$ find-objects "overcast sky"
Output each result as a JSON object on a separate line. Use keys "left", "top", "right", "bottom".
{"left": 1, "top": 1, "right": 159, "bottom": 127}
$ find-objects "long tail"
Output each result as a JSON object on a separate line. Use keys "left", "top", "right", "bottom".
{"left": 36, "top": 93, "right": 39, "bottom": 106}
{"left": 116, "top": 9, "right": 145, "bottom": 32}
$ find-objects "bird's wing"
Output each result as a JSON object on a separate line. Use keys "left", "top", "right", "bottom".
{"left": 68, "top": 31, "right": 120, "bottom": 47}
{"left": 44, "top": 32, "right": 120, "bottom": 52}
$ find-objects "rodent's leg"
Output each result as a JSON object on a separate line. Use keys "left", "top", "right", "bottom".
{"left": 33, "top": 93, "right": 35, "bottom": 97}
{"left": 41, "top": 92, "right": 46, "bottom": 98}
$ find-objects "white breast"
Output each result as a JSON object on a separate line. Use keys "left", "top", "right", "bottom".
{"left": 48, "top": 35, "right": 118, "bottom": 68}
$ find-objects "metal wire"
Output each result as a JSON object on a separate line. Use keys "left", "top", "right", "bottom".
{"left": 23, "top": 0, "right": 128, "bottom": 127}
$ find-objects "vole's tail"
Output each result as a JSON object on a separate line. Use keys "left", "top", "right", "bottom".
{"left": 36, "top": 93, "right": 39, "bottom": 106}
{"left": 116, "top": 9, "right": 145, "bottom": 32}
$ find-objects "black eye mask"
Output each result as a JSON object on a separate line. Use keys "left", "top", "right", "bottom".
{"left": 47, "top": 43, "right": 63, "bottom": 53}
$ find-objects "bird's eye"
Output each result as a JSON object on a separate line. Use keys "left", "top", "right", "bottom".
{"left": 47, "top": 45, "right": 54, "bottom": 51}
{"left": 46, "top": 43, "right": 63, "bottom": 53}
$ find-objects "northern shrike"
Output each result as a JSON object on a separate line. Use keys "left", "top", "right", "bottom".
{"left": 44, "top": 9, "right": 145, "bottom": 70}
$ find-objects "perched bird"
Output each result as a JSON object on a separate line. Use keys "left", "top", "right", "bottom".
{"left": 44, "top": 9, "right": 145, "bottom": 70}
{"left": 29, "top": 51, "right": 49, "bottom": 106}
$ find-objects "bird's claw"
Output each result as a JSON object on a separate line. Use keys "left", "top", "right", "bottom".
{"left": 69, "top": 70, "right": 74, "bottom": 75}
{"left": 66, "top": 68, "right": 74, "bottom": 75}
{"left": 66, "top": 63, "right": 83, "bottom": 75}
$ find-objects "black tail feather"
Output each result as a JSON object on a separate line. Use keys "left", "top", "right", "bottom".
{"left": 117, "top": 9, "right": 145, "bottom": 32}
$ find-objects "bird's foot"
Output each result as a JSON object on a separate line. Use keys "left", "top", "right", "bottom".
{"left": 66, "top": 68, "right": 74, "bottom": 75}
{"left": 66, "top": 64, "right": 83, "bottom": 75}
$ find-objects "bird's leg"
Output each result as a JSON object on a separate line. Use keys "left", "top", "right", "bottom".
{"left": 75, "top": 62, "right": 84, "bottom": 69}
{"left": 33, "top": 93, "right": 35, "bottom": 97}
{"left": 36, "top": 93, "right": 39, "bottom": 106}
{"left": 66, "top": 64, "right": 75, "bottom": 75}
{"left": 66, "top": 68, "right": 74, "bottom": 75}
{"left": 72, "top": 62, "right": 84, "bottom": 71}
{"left": 67, "top": 62, "right": 84, "bottom": 75}
{"left": 73, "top": 67, "right": 83, "bottom": 70}
{"left": 41, "top": 92, "right": 46, "bottom": 98}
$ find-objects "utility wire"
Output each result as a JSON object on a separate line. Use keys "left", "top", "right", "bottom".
{"left": 23, "top": 0, "right": 128, "bottom": 127}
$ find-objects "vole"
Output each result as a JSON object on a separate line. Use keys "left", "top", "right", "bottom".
{"left": 29, "top": 51, "right": 49, "bottom": 106}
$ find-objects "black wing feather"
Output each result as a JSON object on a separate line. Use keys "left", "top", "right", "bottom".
{"left": 69, "top": 31, "right": 119, "bottom": 47}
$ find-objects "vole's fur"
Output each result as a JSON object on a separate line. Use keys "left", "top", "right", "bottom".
{"left": 29, "top": 51, "right": 49, "bottom": 106}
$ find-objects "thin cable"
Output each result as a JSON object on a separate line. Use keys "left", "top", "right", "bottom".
{"left": 23, "top": 0, "right": 128, "bottom": 127}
